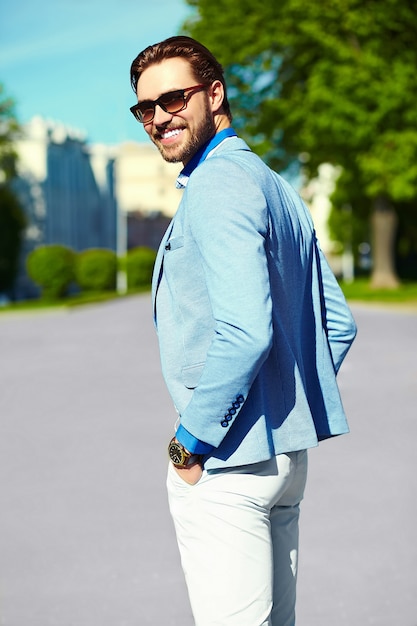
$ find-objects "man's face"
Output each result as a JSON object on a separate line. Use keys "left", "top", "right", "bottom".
{"left": 136, "top": 57, "right": 216, "bottom": 165}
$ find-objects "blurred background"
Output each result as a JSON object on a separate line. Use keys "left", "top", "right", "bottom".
{"left": 0, "top": 0, "right": 189, "bottom": 303}
{"left": 1, "top": 0, "right": 416, "bottom": 307}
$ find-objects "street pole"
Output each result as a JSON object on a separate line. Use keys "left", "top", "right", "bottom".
{"left": 116, "top": 204, "right": 127, "bottom": 295}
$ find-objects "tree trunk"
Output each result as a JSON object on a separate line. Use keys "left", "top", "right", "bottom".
{"left": 370, "top": 196, "right": 400, "bottom": 289}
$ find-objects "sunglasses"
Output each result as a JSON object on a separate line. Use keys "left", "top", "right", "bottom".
{"left": 130, "top": 84, "right": 207, "bottom": 124}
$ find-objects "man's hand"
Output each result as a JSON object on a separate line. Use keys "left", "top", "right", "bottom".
{"left": 173, "top": 461, "right": 203, "bottom": 485}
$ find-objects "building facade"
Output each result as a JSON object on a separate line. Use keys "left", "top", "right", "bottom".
{"left": 12, "top": 117, "right": 117, "bottom": 299}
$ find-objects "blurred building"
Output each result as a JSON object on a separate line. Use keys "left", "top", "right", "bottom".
{"left": 115, "top": 141, "right": 182, "bottom": 217}
{"left": 114, "top": 140, "right": 182, "bottom": 254}
{"left": 12, "top": 117, "right": 186, "bottom": 299}
{"left": 13, "top": 117, "right": 117, "bottom": 299}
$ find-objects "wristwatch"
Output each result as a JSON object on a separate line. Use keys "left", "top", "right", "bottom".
{"left": 168, "top": 437, "right": 197, "bottom": 467}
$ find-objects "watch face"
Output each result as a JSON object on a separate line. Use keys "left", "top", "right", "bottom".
{"left": 169, "top": 442, "right": 184, "bottom": 465}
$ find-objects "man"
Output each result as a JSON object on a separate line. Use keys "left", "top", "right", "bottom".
{"left": 130, "top": 36, "right": 356, "bottom": 626}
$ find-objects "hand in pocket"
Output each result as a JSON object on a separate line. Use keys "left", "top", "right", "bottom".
{"left": 173, "top": 462, "right": 203, "bottom": 485}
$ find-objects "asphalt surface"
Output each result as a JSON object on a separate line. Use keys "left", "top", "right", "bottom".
{"left": 0, "top": 295, "right": 416, "bottom": 626}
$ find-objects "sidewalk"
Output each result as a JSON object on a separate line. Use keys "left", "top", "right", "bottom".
{"left": 0, "top": 296, "right": 416, "bottom": 625}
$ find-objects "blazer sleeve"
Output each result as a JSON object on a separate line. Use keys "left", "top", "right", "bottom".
{"left": 316, "top": 241, "right": 357, "bottom": 373}
{"left": 177, "top": 157, "right": 274, "bottom": 449}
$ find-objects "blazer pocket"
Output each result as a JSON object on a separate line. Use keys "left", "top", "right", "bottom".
{"left": 165, "top": 235, "right": 184, "bottom": 252}
{"left": 181, "top": 362, "right": 205, "bottom": 389}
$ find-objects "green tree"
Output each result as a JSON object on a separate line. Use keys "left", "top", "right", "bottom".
{"left": 0, "top": 186, "right": 26, "bottom": 294}
{"left": 75, "top": 248, "right": 117, "bottom": 292}
{"left": 0, "top": 84, "right": 26, "bottom": 296}
{"left": 184, "top": 0, "right": 417, "bottom": 287}
{"left": 0, "top": 84, "right": 20, "bottom": 182}
{"left": 125, "top": 247, "right": 157, "bottom": 290}
{"left": 27, "top": 245, "right": 75, "bottom": 300}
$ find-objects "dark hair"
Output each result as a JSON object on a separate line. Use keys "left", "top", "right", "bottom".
{"left": 130, "top": 35, "right": 232, "bottom": 122}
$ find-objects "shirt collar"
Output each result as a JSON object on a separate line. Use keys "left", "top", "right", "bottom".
{"left": 176, "top": 127, "right": 237, "bottom": 189}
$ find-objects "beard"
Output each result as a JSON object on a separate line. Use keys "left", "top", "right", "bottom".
{"left": 150, "top": 99, "right": 216, "bottom": 164}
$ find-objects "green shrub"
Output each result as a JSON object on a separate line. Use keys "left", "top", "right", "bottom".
{"left": 26, "top": 245, "right": 75, "bottom": 300}
{"left": 75, "top": 248, "right": 117, "bottom": 292}
{"left": 125, "top": 246, "right": 157, "bottom": 289}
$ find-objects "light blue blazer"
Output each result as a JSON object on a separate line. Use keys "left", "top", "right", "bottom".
{"left": 152, "top": 136, "right": 356, "bottom": 470}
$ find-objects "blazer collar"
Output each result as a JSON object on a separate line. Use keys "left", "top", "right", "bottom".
{"left": 176, "top": 127, "right": 238, "bottom": 189}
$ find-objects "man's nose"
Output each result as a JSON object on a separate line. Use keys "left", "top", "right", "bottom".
{"left": 152, "top": 103, "right": 173, "bottom": 125}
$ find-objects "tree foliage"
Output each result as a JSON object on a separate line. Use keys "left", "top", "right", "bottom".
{"left": 27, "top": 245, "right": 75, "bottom": 300}
{"left": 0, "top": 84, "right": 26, "bottom": 295}
{"left": 0, "top": 84, "right": 21, "bottom": 183}
{"left": 75, "top": 248, "right": 117, "bottom": 292}
{"left": 0, "top": 185, "right": 26, "bottom": 293}
{"left": 125, "top": 247, "right": 157, "bottom": 289}
{"left": 183, "top": 0, "right": 417, "bottom": 284}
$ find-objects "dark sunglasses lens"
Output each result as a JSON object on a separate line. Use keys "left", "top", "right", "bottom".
{"left": 159, "top": 91, "right": 186, "bottom": 114}
{"left": 137, "top": 104, "right": 155, "bottom": 123}
{"left": 132, "top": 90, "right": 187, "bottom": 123}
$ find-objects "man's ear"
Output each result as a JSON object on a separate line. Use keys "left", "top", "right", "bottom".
{"left": 208, "top": 80, "right": 225, "bottom": 114}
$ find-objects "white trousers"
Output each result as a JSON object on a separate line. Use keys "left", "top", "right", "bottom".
{"left": 167, "top": 450, "right": 308, "bottom": 626}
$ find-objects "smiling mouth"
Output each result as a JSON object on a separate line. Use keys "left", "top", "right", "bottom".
{"left": 156, "top": 127, "right": 184, "bottom": 142}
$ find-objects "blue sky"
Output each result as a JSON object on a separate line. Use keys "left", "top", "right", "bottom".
{"left": 0, "top": 0, "right": 192, "bottom": 145}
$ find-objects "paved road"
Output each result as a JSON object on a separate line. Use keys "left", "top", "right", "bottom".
{"left": 0, "top": 296, "right": 416, "bottom": 626}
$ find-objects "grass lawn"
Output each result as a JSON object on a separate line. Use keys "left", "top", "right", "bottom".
{"left": 1, "top": 281, "right": 417, "bottom": 314}
{"left": 339, "top": 279, "right": 417, "bottom": 307}
{"left": 0, "top": 288, "right": 149, "bottom": 314}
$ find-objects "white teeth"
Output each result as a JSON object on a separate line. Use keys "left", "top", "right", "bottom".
{"left": 163, "top": 129, "right": 181, "bottom": 139}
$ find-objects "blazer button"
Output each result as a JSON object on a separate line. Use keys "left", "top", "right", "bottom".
{"left": 221, "top": 420, "right": 229, "bottom": 428}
